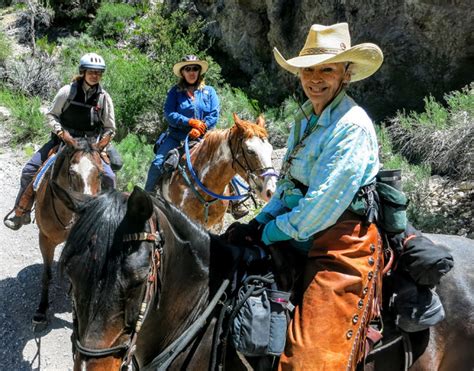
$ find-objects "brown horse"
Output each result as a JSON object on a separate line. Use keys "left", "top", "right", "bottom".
{"left": 55, "top": 185, "right": 257, "bottom": 370}
{"left": 32, "top": 134, "right": 108, "bottom": 325}
{"left": 56, "top": 185, "right": 474, "bottom": 370}
{"left": 161, "top": 113, "right": 277, "bottom": 231}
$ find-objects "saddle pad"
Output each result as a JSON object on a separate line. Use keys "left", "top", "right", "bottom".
{"left": 33, "top": 153, "right": 57, "bottom": 191}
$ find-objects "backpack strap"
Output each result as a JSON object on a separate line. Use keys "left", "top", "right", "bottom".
{"left": 62, "top": 81, "right": 78, "bottom": 113}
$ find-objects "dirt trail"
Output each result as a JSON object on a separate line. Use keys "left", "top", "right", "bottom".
{"left": 0, "top": 123, "right": 73, "bottom": 370}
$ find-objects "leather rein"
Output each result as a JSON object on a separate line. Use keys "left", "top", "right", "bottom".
{"left": 71, "top": 215, "right": 163, "bottom": 370}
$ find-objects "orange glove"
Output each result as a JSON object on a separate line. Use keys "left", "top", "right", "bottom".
{"left": 188, "top": 119, "right": 207, "bottom": 135}
{"left": 189, "top": 128, "right": 202, "bottom": 139}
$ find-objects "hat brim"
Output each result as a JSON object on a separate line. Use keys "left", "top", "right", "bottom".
{"left": 273, "top": 43, "right": 383, "bottom": 82}
{"left": 173, "top": 60, "right": 209, "bottom": 77}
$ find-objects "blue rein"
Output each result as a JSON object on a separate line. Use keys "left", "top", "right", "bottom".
{"left": 184, "top": 135, "right": 249, "bottom": 201}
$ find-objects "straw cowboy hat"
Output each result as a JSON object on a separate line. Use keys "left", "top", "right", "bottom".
{"left": 173, "top": 55, "right": 209, "bottom": 77}
{"left": 273, "top": 23, "right": 383, "bottom": 82}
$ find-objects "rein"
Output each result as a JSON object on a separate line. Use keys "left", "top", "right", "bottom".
{"left": 71, "top": 216, "right": 163, "bottom": 370}
{"left": 184, "top": 135, "right": 248, "bottom": 201}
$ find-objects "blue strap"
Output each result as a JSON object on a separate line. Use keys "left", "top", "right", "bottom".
{"left": 33, "top": 153, "right": 57, "bottom": 191}
{"left": 184, "top": 136, "right": 247, "bottom": 201}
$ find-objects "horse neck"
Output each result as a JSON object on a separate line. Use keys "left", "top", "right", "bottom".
{"left": 191, "top": 130, "right": 236, "bottom": 191}
{"left": 136, "top": 233, "right": 216, "bottom": 365}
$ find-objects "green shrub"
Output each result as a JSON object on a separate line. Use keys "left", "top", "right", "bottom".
{"left": 387, "top": 84, "right": 473, "bottom": 180}
{"left": 115, "top": 133, "right": 154, "bottom": 192}
{"left": 36, "top": 35, "right": 56, "bottom": 56}
{"left": 0, "top": 32, "right": 11, "bottom": 65}
{"left": 0, "top": 89, "right": 49, "bottom": 144}
{"left": 88, "top": 3, "right": 137, "bottom": 41}
{"left": 217, "top": 85, "right": 260, "bottom": 128}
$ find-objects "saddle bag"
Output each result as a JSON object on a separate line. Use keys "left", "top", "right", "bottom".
{"left": 390, "top": 273, "right": 446, "bottom": 332}
{"left": 231, "top": 274, "right": 291, "bottom": 357}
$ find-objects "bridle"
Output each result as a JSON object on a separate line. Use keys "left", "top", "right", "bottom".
{"left": 227, "top": 134, "right": 278, "bottom": 189}
{"left": 71, "top": 215, "right": 164, "bottom": 370}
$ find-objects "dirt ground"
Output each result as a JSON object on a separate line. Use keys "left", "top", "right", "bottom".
{"left": 0, "top": 123, "right": 73, "bottom": 370}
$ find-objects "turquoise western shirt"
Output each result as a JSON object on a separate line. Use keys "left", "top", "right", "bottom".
{"left": 259, "top": 91, "right": 380, "bottom": 249}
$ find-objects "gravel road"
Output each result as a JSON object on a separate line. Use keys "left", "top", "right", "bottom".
{"left": 0, "top": 123, "right": 73, "bottom": 371}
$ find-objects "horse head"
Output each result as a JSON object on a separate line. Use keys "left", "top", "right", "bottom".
{"left": 56, "top": 185, "right": 159, "bottom": 370}
{"left": 230, "top": 113, "right": 277, "bottom": 202}
{"left": 57, "top": 184, "right": 234, "bottom": 369}
{"left": 53, "top": 135, "right": 106, "bottom": 196}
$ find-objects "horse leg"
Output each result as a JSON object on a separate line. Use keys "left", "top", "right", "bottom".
{"left": 33, "top": 232, "right": 56, "bottom": 325}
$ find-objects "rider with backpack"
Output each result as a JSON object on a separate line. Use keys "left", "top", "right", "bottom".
{"left": 4, "top": 52, "right": 121, "bottom": 231}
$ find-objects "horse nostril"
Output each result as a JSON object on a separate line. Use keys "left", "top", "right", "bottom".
{"left": 266, "top": 190, "right": 273, "bottom": 199}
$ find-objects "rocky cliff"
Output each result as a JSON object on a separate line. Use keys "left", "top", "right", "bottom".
{"left": 166, "top": 0, "right": 473, "bottom": 120}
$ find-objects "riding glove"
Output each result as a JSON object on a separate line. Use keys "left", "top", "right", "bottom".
{"left": 189, "top": 119, "right": 207, "bottom": 135}
{"left": 224, "top": 218, "right": 265, "bottom": 246}
{"left": 189, "top": 128, "right": 202, "bottom": 139}
{"left": 261, "top": 219, "right": 292, "bottom": 246}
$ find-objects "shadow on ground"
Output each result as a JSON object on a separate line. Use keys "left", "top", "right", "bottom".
{"left": 0, "top": 262, "right": 72, "bottom": 370}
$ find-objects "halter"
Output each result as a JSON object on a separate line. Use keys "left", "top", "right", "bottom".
{"left": 71, "top": 215, "right": 163, "bottom": 370}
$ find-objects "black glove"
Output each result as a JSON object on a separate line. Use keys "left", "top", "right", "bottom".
{"left": 223, "top": 218, "right": 264, "bottom": 246}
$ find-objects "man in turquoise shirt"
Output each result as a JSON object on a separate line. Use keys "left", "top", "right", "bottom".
{"left": 226, "top": 23, "right": 384, "bottom": 370}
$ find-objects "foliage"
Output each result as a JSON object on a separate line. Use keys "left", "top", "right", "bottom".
{"left": 264, "top": 96, "right": 299, "bottom": 148}
{"left": 217, "top": 85, "right": 259, "bottom": 128}
{"left": 88, "top": 2, "right": 137, "bottom": 41}
{"left": 35, "top": 35, "right": 56, "bottom": 56}
{"left": 0, "top": 32, "right": 12, "bottom": 65}
{"left": 115, "top": 133, "right": 154, "bottom": 191}
{"left": 1, "top": 52, "right": 60, "bottom": 99}
{"left": 387, "top": 84, "right": 473, "bottom": 180}
{"left": 0, "top": 89, "right": 49, "bottom": 144}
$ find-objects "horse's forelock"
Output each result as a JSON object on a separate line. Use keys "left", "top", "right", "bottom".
{"left": 60, "top": 191, "right": 129, "bottom": 287}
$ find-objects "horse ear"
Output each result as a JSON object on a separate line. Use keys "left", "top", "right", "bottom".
{"left": 255, "top": 114, "right": 265, "bottom": 128}
{"left": 126, "top": 186, "right": 154, "bottom": 224}
{"left": 51, "top": 180, "right": 92, "bottom": 213}
{"left": 233, "top": 113, "right": 245, "bottom": 131}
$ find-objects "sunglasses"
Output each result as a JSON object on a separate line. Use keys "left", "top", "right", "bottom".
{"left": 87, "top": 70, "right": 104, "bottom": 76}
{"left": 183, "top": 65, "right": 201, "bottom": 73}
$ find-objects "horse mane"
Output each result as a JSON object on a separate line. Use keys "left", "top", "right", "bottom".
{"left": 60, "top": 190, "right": 211, "bottom": 289}
{"left": 60, "top": 190, "right": 129, "bottom": 287}
{"left": 200, "top": 119, "right": 268, "bottom": 155}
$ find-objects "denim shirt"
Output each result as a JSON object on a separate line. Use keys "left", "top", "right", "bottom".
{"left": 259, "top": 91, "right": 380, "bottom": 242}
{"left": 164, "top": 84, "right": 220, "bottom": 140}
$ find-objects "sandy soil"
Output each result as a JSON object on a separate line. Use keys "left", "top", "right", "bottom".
{"left": 0, "top": 123, "right": 73, "bottom": 370}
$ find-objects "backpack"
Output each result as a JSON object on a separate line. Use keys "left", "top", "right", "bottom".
{"left": 61, "top": 81, "right": 106, "bottom": 125}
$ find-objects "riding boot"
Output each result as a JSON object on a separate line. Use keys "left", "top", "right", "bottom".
{"left": 4, "top": 182, "right": 35, "bottom": 230}
{"left": 229, "top": 200, "right": 249, "bottom": 220}
{"left": 279, "top": 219, "right": 383, "bottom": 371}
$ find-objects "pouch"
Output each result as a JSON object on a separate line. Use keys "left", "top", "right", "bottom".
{"left": 376, "top": 182, "right": 408, "bottom": 233}
{"left": 231, "top": 287, "right": 290, "bottom": 357}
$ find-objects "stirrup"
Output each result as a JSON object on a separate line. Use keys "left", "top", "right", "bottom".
{"left": 3, "top": 208, "right": 31, "bottom": 230}
{"left": 230, "top": 201, "right": 249, "bottom": 220}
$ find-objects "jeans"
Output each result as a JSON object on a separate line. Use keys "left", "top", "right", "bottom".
{"left": 145, "top": 135, "right": 181, "bottom": 192}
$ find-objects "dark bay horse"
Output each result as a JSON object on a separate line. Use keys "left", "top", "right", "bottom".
{"left": 161, "top": 113, "right": 277, "bottom": 231}
{"left": 56, "top": 185, "right": 251, "bottom": 370}
{"left": 56, "top": 185, "right": 473, "bottom": 370}
{"left": 33, "top": 134, "right": 108, "bottom": 325}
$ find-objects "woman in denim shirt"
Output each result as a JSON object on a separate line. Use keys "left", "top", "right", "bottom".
{"left": 145, "top": 55, "right": 219, "bottom": 192}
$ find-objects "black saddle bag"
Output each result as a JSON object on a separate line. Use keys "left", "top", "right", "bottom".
{"left": 231, "top": 274, "right": 291, "bottom": 357}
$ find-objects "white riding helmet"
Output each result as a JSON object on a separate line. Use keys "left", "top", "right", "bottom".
{"left": 79, "top": 53, "right": 106, "bottom": 73}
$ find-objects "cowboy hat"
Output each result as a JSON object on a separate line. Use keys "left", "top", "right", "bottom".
{"left": 273, "top": 23, "right": 383, "bottom": 82}
{"left": 173, "top": 55, "right": 209, "bottom": 77}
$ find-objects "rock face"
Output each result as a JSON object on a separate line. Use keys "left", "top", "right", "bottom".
{"left": 166, "top": 0, "right": 473, "bottom": 120}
